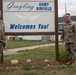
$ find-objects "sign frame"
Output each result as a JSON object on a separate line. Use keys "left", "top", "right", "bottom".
{"left": 2, "top": 0, "right": 58, "bottom": 35}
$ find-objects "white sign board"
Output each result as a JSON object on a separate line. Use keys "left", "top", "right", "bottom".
{"left": 3, "top": 0, "right": 55, "bottom": 33}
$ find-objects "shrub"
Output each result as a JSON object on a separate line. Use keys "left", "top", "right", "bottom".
{"left": 59, "top": 50, "right": 68, "bottom": 63}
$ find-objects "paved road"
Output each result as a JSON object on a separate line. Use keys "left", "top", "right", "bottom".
{"left": 4, "top": 43, "right": 62, "bottom": 55}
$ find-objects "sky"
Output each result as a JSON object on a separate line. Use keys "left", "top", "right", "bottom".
{"left": 58, "top": 0, "right": 76, "bottom": 17}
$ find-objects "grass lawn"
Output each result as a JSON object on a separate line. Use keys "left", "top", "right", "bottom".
{"left": 6, "top": 40, "right": 53, "bottom": 49}
{"left": 4, "top": 46, "right": 55, "bottom": 62}
{"left": 0, "top": 45, "right": 76, "bottom": 75}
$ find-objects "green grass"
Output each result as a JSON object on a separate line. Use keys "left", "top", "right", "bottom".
{"left": 6, "top": 40, "right": 53, "bottom": 49}
{"left": 1, "top": 45, "right": 76, "bottom": 75}
{"left": 4, "top": 46, "right": 55, "bottom": 62}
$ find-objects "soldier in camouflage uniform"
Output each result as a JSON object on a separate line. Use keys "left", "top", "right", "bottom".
{"left": 0, "top": 10, "right": 5, "bottom": 63}
{"left": 61, "top": 13, "right": 76, "bottom": 65}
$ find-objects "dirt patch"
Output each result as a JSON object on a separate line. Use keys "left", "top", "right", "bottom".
{"left": 0, "top": 61, "right": 58, "bottom": 68}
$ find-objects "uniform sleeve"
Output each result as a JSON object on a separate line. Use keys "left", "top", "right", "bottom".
{"left": 61, "top": 25, "right": 64, "bottom": 41}
{"left": 2, "top": 22, "right": 5, "bottom": 41}
{"left": 74, "top": 23, "right": 76, "bottom": 41}
{"left": 0, "top": 20, "right": 5, "bottom": 41}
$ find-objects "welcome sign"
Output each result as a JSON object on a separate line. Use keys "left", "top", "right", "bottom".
{"left": 3, "top": 0, "right": 56, "bottom": 35}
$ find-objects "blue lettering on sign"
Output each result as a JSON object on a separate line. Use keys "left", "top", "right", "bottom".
{"left": 36, "top": 2, "right": 52, "bottom": 11}
{"left": 38, "top": 24, "right": 49, "bottom": 29}
{"left": 10, "top": 24, "right": 36, "bottom": 29}
{"left": 39, "top": 3, "right": 49, "bottom": 6}
{"left": 10, "top": 24, "right": 49, "bottom": 29}
{"left": 36, "top": 7, "right": 52, "bottom": 11}
{"left": 6, "top": 2, "right": 34, "bottom": 11}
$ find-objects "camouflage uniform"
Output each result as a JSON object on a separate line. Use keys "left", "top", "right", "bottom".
{"left": 61, "top": 21, "right": 76, "bottom": 62}
{"left": 0, "top": 20, "right": 5, "bottom": 63}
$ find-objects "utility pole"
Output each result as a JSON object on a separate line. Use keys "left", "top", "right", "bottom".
{"left": 65, "top": 2, "right": 67, "bottom": 13}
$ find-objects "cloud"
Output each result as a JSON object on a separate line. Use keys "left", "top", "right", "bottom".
{"left": 58, "top": 0, "right": 76, "bottom": 17}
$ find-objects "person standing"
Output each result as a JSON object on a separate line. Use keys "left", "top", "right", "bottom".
{"left": 61, "top": 13, "right": 76, "bottom": 65}
{"left": 0, "top": 10, "right": 5, "bottom": 63}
